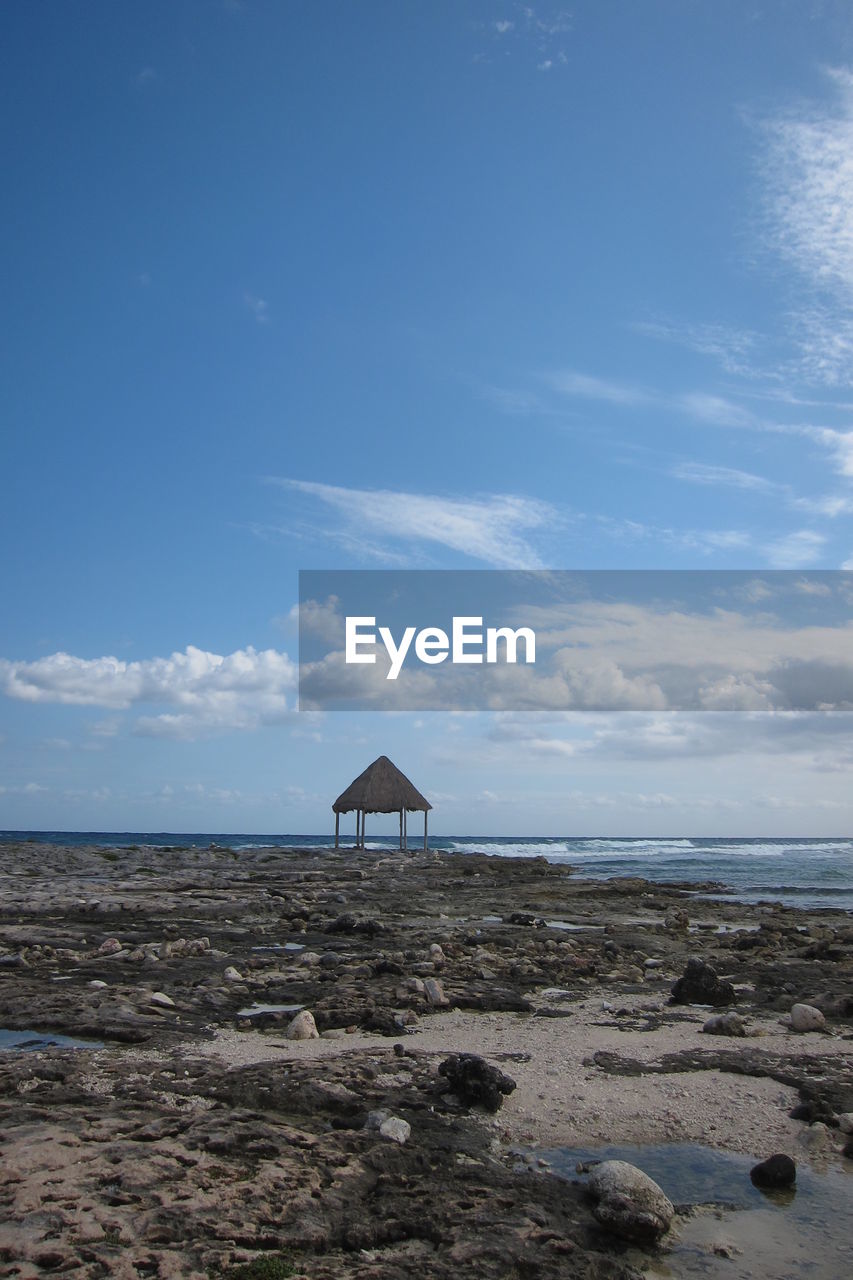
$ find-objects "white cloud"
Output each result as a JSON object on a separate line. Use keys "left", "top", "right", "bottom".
{"left": 548, "top": 370, "right": 651, "bottom": 406}
{"left": 634, "top": 319, "right": 760, "bottom": 376}
{"left": 762, "top": 529, "right": 826, "bottom": 568}
{"left": 0, "top": 645, "right": 297, "bottom": 739}
{"left": 675, "top": 392, "right": 756, "bottom": 429}
{"left": 812, "top": 426, "right": 853, "bottom": 477}
{"left": 756, "top": 67, "right": 853, "bottom": 384}
{"left": 134, "top": 67, "right": 158, "bottom": 89}
{"left": 244, "top": 292, "right": 270, "bottom": 324}
{"left": 760, "top": 67, "right": 853, "bottom": 296}
{"left": 272, "top": 478, "right": 557, "bottom": 568}
{"left": 671, "top": 462, "right": 780, "bottom": 494}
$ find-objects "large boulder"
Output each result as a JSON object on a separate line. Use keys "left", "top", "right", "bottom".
{"left": 587, "top": 1160, "right": 674, "bottom": 1243}
{"left": 670, "top": 958, "right": 737, "bottom": 1007}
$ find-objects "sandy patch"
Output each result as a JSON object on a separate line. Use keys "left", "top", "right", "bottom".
{"left": 124, "top": 994, "right": 851, "bottom": 1163}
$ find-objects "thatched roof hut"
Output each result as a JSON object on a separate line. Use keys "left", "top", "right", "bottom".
{"left": 333, "top": 755, "right": 432, "bottom": 851}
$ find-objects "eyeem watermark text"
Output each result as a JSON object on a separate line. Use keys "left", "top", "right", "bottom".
{"left": 345, "top": 615, "right": 536, "bottom": 680}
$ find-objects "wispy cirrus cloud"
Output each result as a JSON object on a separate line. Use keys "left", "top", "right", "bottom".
{"left": 673, "top": 459, "right": 853, "bottom": 522}
{"left": 268, "top": 478, "right": 560, "bottom": 568}
{"left": 671, "top": 462, "right": 780, "bottom": 494}
{"left": 545, "top": 371, "right": 758, "bottom": 430}
{"left": 547, "top": 370, "right": 652, "bottom": 407}
{"left": 633, "top": 319, "right": 761, "bottom": 377}
{"left": 755, "top": 66, "right": 853, "bottom": 384}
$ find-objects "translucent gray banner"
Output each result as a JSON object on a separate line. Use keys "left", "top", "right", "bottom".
{"left": 298, "top": 570, "right": 853, "bottom": 712}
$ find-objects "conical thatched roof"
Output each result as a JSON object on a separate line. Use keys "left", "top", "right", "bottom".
{"left": 333, "top": 755, "right": 432, "bottom": 814}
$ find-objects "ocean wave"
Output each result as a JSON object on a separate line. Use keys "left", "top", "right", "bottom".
{"left": 580, "top": 838, "right": 695, "bottom": 850}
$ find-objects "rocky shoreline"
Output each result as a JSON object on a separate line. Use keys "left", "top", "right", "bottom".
{"left": 1, "top": 841, "right": 851, "bottom": 1278}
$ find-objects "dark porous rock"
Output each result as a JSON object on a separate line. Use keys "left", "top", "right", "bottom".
{"left": 789, "top": 1095, "right": 837, "bottom": 1125}
{"left": 702, "top": 1012, "right": 746, "bottom": 1037}
{"left": 438, "top": 1053, "right": 516, "bottom": 1112}
{"left": 750, "top": 1153, "right": 796, "bottom": 1188}
{"left": 670, "top": 958, "right": 737, "bottom": 1008}
{"left": 325, "top": 913, "right": 384, "bottom": 937}
{"left": 843, "top": 1136, "right": 853, "bottom": 1159}
{"left": 506, "top": 911, "right": 542, "bottom": 927}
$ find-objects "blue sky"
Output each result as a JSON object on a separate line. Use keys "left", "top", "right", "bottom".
{"left": 4, "top": 1, "right": 853, "bottom": 835}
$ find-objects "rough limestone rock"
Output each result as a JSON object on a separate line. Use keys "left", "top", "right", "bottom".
{"left": 664, "top": 909, "right": 689, "bottom": 933}
{"left": 438, "top": 1053, "right": 516, "bottom": 1112}
{"left": 222, "top": 966, "right": 243, "bottom": 983}
{"left": 98, "top": 938, "right": 122, "bottom": 956}
{"left": 286, "top": 1009, "right": 320, "bottom": 1040}
{"left": 379, "top": 1116, "right": 411, "bottom": 1144}
{"left": 587, "top": 1160, "right": 674, "bottom": 1244}
{"left": 670, "top": 958, "right": 737, "bottom": 1008}
{"left": 790, "top": 1002, "right": 826, "bottom": 1032}
{"left": 750, "top": 1153, "right": 796, "bottom": 1188}
{"left": 702, "top": 1012, "right": 746, "bottom": 1037}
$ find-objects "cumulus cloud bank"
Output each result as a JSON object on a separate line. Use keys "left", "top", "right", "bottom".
{"left": 0, "top": 645, "right": 297, "bottom": 739}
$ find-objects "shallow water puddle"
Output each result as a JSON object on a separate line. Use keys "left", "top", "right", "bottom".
{"left": 545, "top": 919, "right": 603, "bottom": 931}
{"left": 236, "top": 1003, "right": 304, "bottom": 1017}
{"left": 543, "top": 1142, "right": 853, "bottom": 1279}
{"left": 0, "top": 1028, "right": 105, "bottom": 1051}
{"left": 250, "top": 942, "right": 305, "bottom": 952}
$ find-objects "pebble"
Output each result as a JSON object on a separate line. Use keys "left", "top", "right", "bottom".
{"left": 148, "top": 991, "right": 175, "bottom": 1008}
{"left": 790, "top": 1003, "right": 826, "bottom": 1032}
{"left": 98, "top": 938, "right": 122, "bottom": 956}
{"left": 286, "top": 1009, "right": 320, "bottom": 1040}
{"left": 88, "top": 979, "right": 108, "bottom": 989}
{"left": 837, "top": 1113, "right": 853, "bottom": 1134}
{"left": 702, "top": 1012, "right": 746, "bottom": 1037}
{"left": 223, "top": 966, "right": 243, "bottom": 983}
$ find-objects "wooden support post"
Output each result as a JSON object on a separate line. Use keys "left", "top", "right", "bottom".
{"left": 335, "top": 811, "right": 340, "bottom": 849}
{"left": 399, "top": 809, "right": 403, "bottom": 850}
{"left": 403, "top": 808, "right": 407, "bottom": 851}
{"left": 423, "top": 809, "right": 428, "bottom": 853}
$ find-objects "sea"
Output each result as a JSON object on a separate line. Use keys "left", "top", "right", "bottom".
{"left": 1, "top": 831, "right": 852, "bottom": 912}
